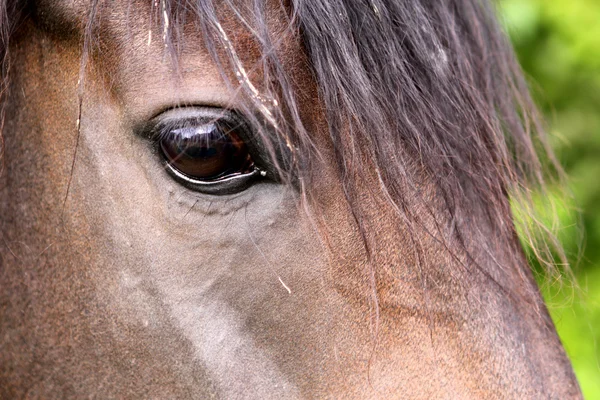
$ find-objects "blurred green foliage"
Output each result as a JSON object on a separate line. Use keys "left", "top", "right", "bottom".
{"left": 500, "top": 0, "right": 600, "bottom": 397}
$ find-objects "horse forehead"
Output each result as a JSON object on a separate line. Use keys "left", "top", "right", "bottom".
{"left": 33, "top": 0, "right": 293, "bottom": 82}
{"left": 33, "top": 0, "right": 90, "bottom": 36}
{"left": 33, "top": 0, "right": 281, "bottom": 37}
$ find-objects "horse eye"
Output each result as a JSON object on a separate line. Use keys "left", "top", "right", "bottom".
{"left": 160, "top": 121, "right": 253, "bottom": 181}
{"left": 151, "top": 108, "right": 266, "bottom": 195}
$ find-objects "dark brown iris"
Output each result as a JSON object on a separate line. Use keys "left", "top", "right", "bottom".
{"left": 160, "top": 121, "right": 253, "bottom": 181}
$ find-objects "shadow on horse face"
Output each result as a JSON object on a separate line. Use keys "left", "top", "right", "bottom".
{"left": 0, "top": 0, "right": 581, "bottom": 398}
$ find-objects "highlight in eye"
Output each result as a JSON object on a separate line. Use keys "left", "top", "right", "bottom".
{"left": 159, "top": 120, "right": 254, "bottom": 181}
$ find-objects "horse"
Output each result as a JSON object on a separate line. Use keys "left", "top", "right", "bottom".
{"left": 0, "top": 0, "right": 582, "bottom": 398}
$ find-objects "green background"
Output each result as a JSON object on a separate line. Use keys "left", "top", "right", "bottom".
{"left": 501, "top": 0, "right": 600, "bottom": 398}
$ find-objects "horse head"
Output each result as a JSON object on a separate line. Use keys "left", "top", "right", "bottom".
{"left": 0, "top": 0, "right": 581, "bottom": 398}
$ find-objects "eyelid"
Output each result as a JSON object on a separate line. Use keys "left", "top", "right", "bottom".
{"left": 163, "top": 162, "right": 265, "bottom": 195}
{"left": 147, "top": 107, "right": 249, "bottom": 142}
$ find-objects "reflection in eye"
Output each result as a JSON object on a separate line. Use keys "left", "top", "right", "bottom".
{"left": 159, "top": 120, "right": 254, "bottom": 181}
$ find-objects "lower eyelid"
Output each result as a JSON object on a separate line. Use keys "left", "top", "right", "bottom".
{"left": 162, "top": 160, "right": 264, "bottom": 195}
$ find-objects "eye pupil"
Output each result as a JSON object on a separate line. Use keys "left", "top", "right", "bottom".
{"left": 160, "top": 121, "right": 253, "bottom": 181}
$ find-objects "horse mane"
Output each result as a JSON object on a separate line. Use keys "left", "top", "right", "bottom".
{"left": 0, "top": 0, "right": 570, "bottom": 299}
{"left": 0, "top": 0, "right": 18, "bottom": 171}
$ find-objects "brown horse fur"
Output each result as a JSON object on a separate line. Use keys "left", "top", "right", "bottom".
{"left": 0, "top": 0, "right": 581, "bottom": 398}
